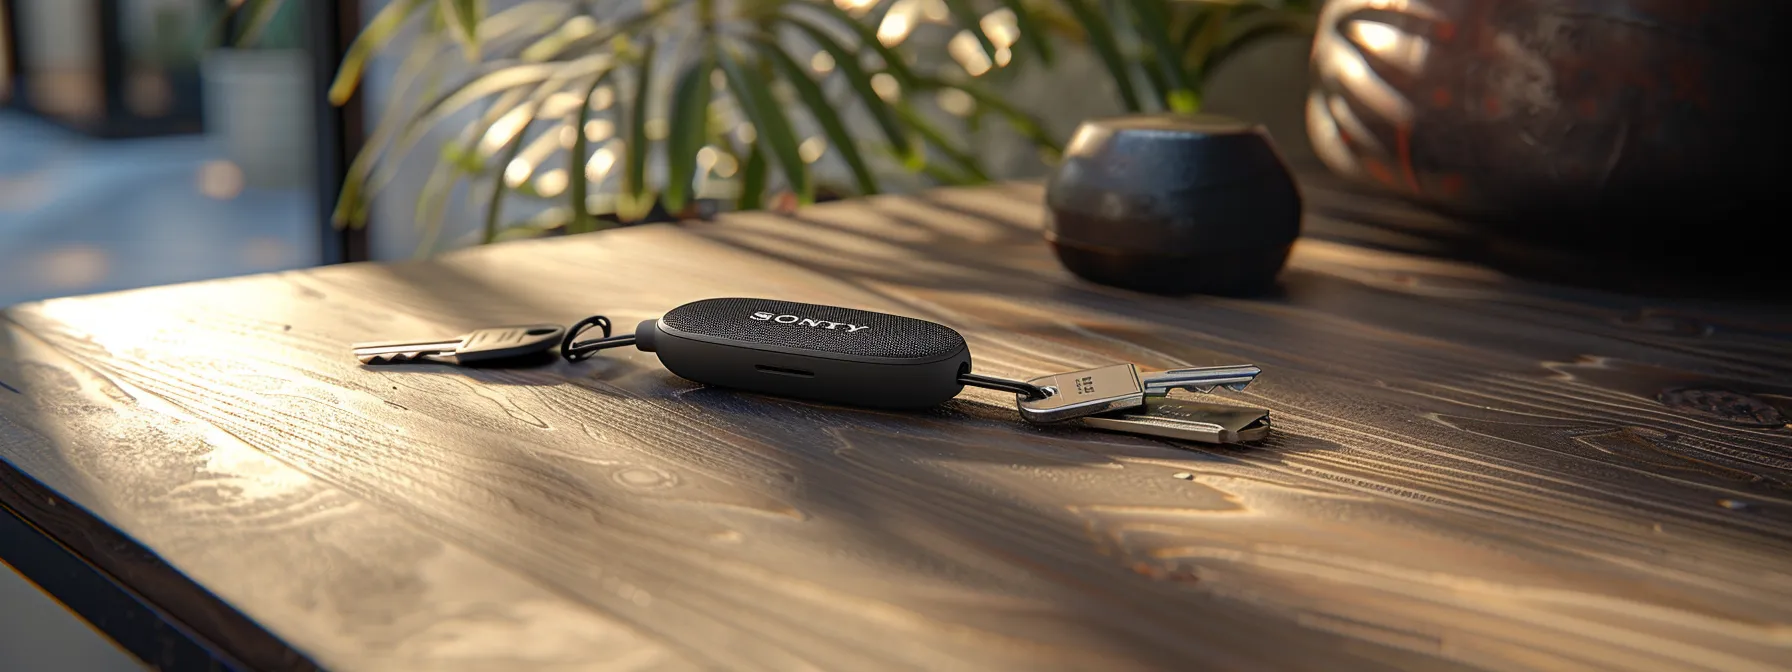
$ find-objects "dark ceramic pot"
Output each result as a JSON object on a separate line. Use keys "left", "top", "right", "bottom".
{"left": 1044, "top": 114, "right": 1302, "bottom": 297}
{"left": 1307, "top": 0, "right": 1790, "bottom": 222}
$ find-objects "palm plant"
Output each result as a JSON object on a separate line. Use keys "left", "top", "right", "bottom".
{"left": 249, "top": 0, "right": 1316, "bottom": 250}
{"left": 1040, "top": 0, "right": 1319, "bottom": 114}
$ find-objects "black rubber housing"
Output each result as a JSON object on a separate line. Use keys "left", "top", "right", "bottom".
{"left": 637, "top": 298, "right": 971, "bottom": 409}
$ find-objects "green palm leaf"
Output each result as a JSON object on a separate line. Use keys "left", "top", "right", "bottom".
{"left": 942, "top": 0, "right": 999, "bottom": 61}
{"left": 891, "top": 102, "right": 988, "bottom": 183}
{"left": 330, "top": 0, "right": 430, "bottom": 104}
{"left": 231, "top": 0, "right": 288, "bottom": 47}
{"left": 518, "top": 5, "right": 679, "bottom": 65}
{"left": 754, "top": 38, "right": 878, "bottom": 196}
{"left": 997, "top": 0, "right": 1054, "bottom": 65}
{"left": 441, "top": 0, "right": 486, "bottom": 61}
{"left": 911, "top": 76, "right": 1061, "bottom": 158}
{"left": 621, "top": 38, "right": 659, "bottom": 222}
{"left": 484, "top": 111, "right": 534, "bottom": 243}
{"left": 1173, "top": 9, "right": 1216, "bottom": 66}
{"left": 1180, "top": 3, "right": 1229, "bottom": 77}
{"left": 333, "top": 29, "right": 453, "bottom": 227}
{"left": 397, "top": 59, "right": 599, "bottom": 171}
{"left": 568, "top": 71, "right": 615, "bottom": 233}
{"left": 412, "top": 159, "right": 460, "bottom": 258}
{"left": 718, "top": 49, "right": 811, "bottom": 205}
{"left": 790, "top": 2, "right": 919, "bottom": 89}
{"left": 662, "top": 56, "right": 713, "bottom": 215}
{"left": 1056, "top": 0, "right": 1139, "bottom": 111}
{"left": 739, "top": 145, "right": 767, "bottom": 211}
{"left": 1129, "top": 0, "right": 1198, "bottom": 111}
{"left": 782, "top": 18, "right": 915, "bottom": 164}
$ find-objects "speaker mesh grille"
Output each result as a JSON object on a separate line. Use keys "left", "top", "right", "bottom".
{"left": 661, "top": 298, "right": 966, "bottom": 361}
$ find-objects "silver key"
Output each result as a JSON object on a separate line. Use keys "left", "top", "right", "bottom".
{"left": 1083, "top": 398, "right": 1271, "bottom": 445}
{"left": 1016, "top": 363, "right": 1260, "bottom": 424}
{"left": 353, "top": 324, "right": 566, "bottom": 365}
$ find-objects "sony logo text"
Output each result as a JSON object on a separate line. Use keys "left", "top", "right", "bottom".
{"left": 751, "top": 311, "right": 871, "bottom": 333}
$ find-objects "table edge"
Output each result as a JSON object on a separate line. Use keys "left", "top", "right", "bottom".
{"left": 0, "top": 457, "right": 319, "bottom": 672}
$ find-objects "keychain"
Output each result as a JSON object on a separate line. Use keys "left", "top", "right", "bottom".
{"left": 556, "top": 298, "right": 1271, "bottom": 445}
{"left": 349, "top": 298, "right": 1270, "bottom": 445}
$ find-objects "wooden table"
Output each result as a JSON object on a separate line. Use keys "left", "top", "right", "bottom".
{"left": 2, "top": 182, "right": 1789, "bottom": 671}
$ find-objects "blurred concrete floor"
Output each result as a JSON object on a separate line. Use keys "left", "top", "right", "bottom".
{"left": 0, "top": 562, "right": 140, "bottom": 671}
{"left": 0, "top": 111, "right": 320, "bottom": 308}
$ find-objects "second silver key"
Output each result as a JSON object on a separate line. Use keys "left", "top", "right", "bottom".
{"left": 1083, "top": 398, "right": 1272, "bottom": 445}
{"left": 1016, "top": 363, "right": 1261, "bottom": 423}
{"left": 353, "top": 324, "right": 566, "bottom": 365}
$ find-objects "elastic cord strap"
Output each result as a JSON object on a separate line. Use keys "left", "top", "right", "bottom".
{"left": 561, "top": 315, "right": 637, "bottom": 361}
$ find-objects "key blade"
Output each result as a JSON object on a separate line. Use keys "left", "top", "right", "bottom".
{"left": 1142, "top": 364, "right": 1261, "bottom": 396}
{"left": 352, "top": 338, "right": 465, "bottom": 365}
{"left": 352, "top": 340, "right": 465, "bottom": 356}
{"left": 355, "top": 350, "right": 460, "bottom": 365}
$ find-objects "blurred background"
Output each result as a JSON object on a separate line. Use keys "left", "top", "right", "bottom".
{"left": 1, "top": 0, "right": 1318, "bottom": 308}
{"left": 1, "top": 0, "right": 344, "bottom": 309}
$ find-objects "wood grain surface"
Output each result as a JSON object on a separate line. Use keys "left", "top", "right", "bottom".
{"left": 2, "top": 182, "right": 1789, "bottom": 671}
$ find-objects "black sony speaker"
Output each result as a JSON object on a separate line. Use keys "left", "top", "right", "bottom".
{"left": 633, "top": 298, "right": 972, "bottom": 409}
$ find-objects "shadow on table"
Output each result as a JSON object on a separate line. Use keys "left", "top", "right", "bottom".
{"left": 751, "top": 179, "right": 1785, "bottom": 306}
{"left": 612, "top": 381, "right": 1364, "bottom": 668}
{"left": 1297, "top": 177, "right": 1790, "bottom": 301}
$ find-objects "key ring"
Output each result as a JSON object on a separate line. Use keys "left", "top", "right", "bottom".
{"left": 560, "top": 316, "right": 611, "bottom": 361}
{"left": 561, "top": 315, "right": 641, "bottom": 361}
{"left": 558, "top": 315, "right": 610, "bottom": 361}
